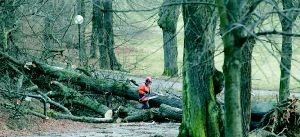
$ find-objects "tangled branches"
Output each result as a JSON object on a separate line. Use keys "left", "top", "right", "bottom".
{"left": 259, "top": 96, "right": 300, "bottom": 136}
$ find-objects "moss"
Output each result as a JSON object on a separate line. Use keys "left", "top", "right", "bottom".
{"left": 162, "top": 68, "right": 177, "bottom": 77}
{"left": 112, "top": 82, "right": 129, "bottom": 92}
{"left": 190, "top": 107, "right": 206, "bottom": 137}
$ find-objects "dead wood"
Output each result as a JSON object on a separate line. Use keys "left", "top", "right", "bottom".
{"left": 24, "top": 61, "right": 182, "bottom": 108}
{"left": 49, "top": 81, "right": 111, "bottom": 117}
{"left": 258, "top": 97, "right": 300, "bottom": 136}
{"left": 51, "top": 112, "right": 113, "bottom": 123}
{"left": 119, "top": 104, "right": 182, "bottom": 122}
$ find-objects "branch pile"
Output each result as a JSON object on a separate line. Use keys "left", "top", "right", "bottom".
{"left": 257, "top": 97, "right": 300, "bottom": 136}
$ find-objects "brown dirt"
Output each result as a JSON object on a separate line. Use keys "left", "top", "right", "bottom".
{"left": 0, "top": 117, "right": 180, "bottom": 137}
{"left": 0, "top": 117, "right": 90, "bottom": 136}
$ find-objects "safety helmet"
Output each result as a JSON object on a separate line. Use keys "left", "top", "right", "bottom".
{"left": 145, "top": 76, "right": 152, "bottom": 83}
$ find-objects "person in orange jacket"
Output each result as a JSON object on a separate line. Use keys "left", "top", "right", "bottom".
{"left": 138, "top": 77, "right": 152, "bottom": 109}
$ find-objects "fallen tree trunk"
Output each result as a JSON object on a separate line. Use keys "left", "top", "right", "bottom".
{"left": 0, "top": 52, "right": 277, "bottom": 124}
{"left": 118, "top": 104, "right": 182, "bottom": 122}
{"left": 52, "top": 112, "right": 113, "bottom": 123}
{"left": 25, "top": 61, "right": 182, "bottom": 108}
{"left": 49, "top": 81, "right": 111, "bottom": 117}
{"left": 159, "top": 104, "right": 182, "bottom": 121}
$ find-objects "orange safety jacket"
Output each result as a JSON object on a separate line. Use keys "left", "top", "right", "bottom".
{"left": 138, "top": 83, "right": 150, "bottom": 95}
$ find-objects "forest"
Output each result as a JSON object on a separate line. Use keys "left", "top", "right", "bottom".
{"left": 0, "top": 0, "right": 300, "bottom": 137}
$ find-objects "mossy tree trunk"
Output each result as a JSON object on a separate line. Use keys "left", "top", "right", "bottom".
{"left": 216, "top": 0, "right": 249, "bottom": 136}
{"left": 158, "top": 0, "right": 180, "bottom": 77}
{"left": 179, "top": 0, "right": 222, "bottom": 136}
{"left": 76, "top": 0, "right": 87, "bottom": 67}
{"left": 91, "top": 0, "right": 110, "bottom": 69}
{"left": 239, "top": 1, "right": 259, "bottom": 135}
{"left": 241, "top": 39, "right": 254, "bottom": 136}
{"left": 90, "top": 0, "right": 101, "bottom": 59}
{"left": 42, "top": 16, "right": 52, "bottom": 60}
{"left": 0, "top": 0, "right": 17, "bottom": 53}
{"left": 278, "top": 0, "right": 299, "bottom": 102}
{"left": 103, "top": 0, "right": 122, "bottom": 70}
{"left": 50, "top": 81, "right": 110, "bottom": 116}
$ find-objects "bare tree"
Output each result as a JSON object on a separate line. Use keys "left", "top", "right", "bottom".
{"left": 278, "top": 0, "right": 300, "bottom": 102}
{"left": 216, "top": 0, "right": 247, "bottom": 136}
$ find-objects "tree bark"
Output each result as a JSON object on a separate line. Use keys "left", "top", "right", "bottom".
{"left": 241, "top": 39, "right": 255, "bottom": 136}
{"left": 52, "top": 113, "right": 113, "bottom": 123}
{"left": 76, "top": 0, "right": 87, "bottom": 67}
{"left": 179, "top": 1, "right": 222, "bottom": 136}
{"left": 90, "top": 0, "right": 100, "bottom": 58}
{"left": 120, "top": 104, "right": 182, "bottom": 122}
{"left": 49, "top": 81, "right": 111, "bottom": 117}
{"left": 0, "top": 0, "right": 17, "bottom": 53}
{"left": 103, "top": 0, "right": 122, "bottom": 70}
{"left": 216, "top": 0, "right": 247, "bottom": 136}
{"left": 278, "top": 0, "right": 299, "bottom": 102}
{"left": 158, "top": 0, "right": 180, "bottom": 77}
{"left": 240, "top": 2, "right": 258, "bottom": 134}
{"left": 42, "top": 16, "right": 52, "bottom": 60}
{"left": 0, "top": 51, "right": 274, "bottom": 124}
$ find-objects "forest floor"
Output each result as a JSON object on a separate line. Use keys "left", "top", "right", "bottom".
{"left": 1, "top": 118, "right": 180, "bottom": 137}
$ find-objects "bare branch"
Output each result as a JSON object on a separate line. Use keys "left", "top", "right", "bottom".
{"left": 256, "top": 30, "right": 300, "bottom": 37}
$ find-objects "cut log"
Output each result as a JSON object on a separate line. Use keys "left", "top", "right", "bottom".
{"left": 52, "top": 112, "right": 113, "bottom": 123}
{"left": 159, "top": 104, "right": 182, "bottom": 121}
{"left": 122, "top": 108, "right": 161, "bottom": 122}
{"left": 121, "top": 104, "right": 181, "bottom": 122}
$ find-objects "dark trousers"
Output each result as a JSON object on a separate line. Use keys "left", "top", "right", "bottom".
{"left": 139, "top": 94, "right": 149, "bottom": 109}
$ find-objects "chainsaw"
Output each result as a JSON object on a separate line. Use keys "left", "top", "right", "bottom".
{"left": 139, "top": 95, "right": 158, "bottom": 102}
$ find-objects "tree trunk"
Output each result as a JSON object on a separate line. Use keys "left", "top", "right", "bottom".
{"left": 120, "top": 104, "right": 182, "bottom": 122}
{"left": 103, "top": 0, "right": 122, "bottom": 70}
{"left": 49, "top": 81, "right": 111, "bottom": 116}
{"left": 241, "top": 39, "right": 254, "bottom": 136}
{"left": 0, "top": 51, "right": 274, "bottom": 124}
{"left": 158, "top": 0, "right": 180, "bottom": 77}
{"left": 179, "top": 1, "right": 222, "bottom": 137}
{"left": 76, "top": 0, "right": 87, "bottom": 67}
{"left": 52, "top": 113, "right": 113, "bottom": 123}
{"left": 278, "top": 0, "right": 299, "bottom": 102}
{"left": 90, "top": 0, "right": 100, "bottom": 58}
{"left": 42, "top": 16, "right": 52, "bottom": 60}
{"left": 0, "top": 22, "right": 6, "bottom": 52}
{"left": 216, "top": 0, "right": 246, "bottom": 136}
{"left": 91, "top": 0, "right": 110, "bottom": 69}
{"left": 22, "top": 61, "right": 183, "bottom": 108}
{"left": 0, "top": 1, "right": 16, "bottom": 53}
{"left": 162, "top": 31, "right": 178, "bottom": 76}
